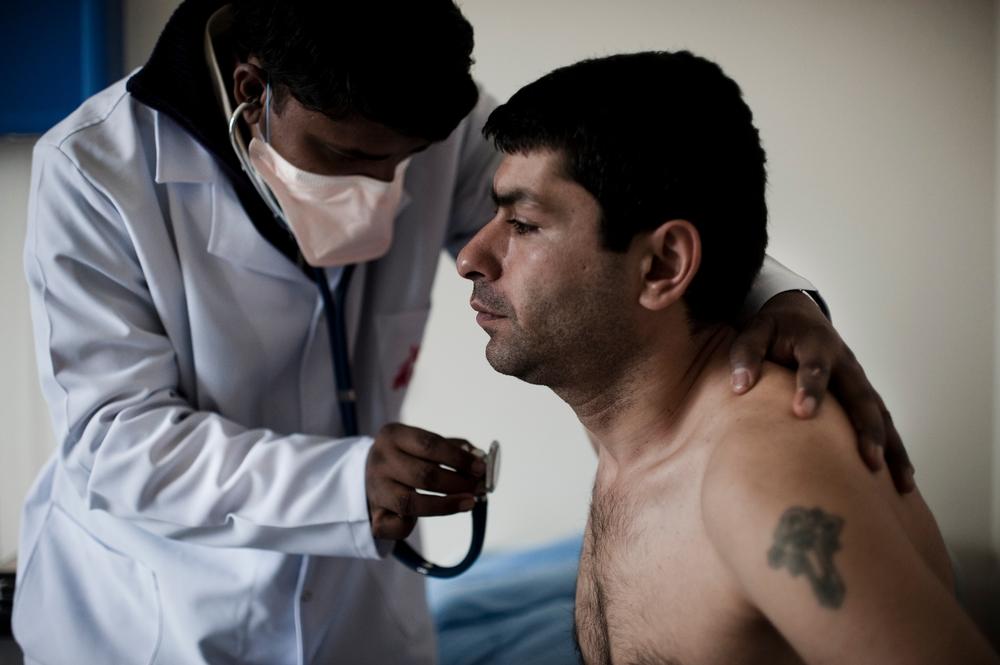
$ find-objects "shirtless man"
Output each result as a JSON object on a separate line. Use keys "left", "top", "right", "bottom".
{"left": 456, "top": 51, "right": 998, "bottom": 665}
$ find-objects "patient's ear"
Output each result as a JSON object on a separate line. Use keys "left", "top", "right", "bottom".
{"left": 637, "top": 219, "right": 701, "bottom": 311}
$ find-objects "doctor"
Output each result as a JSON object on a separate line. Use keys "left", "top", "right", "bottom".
{"left": 14, "top": 1, "right": 911, "bottom": 663}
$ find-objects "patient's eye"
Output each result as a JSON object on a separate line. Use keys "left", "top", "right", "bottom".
{"left": 508, "top": 218, "right": 537, "bottom": 235}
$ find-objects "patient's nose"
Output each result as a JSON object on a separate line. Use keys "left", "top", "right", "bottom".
{"left": 457, "top": 219, "right": 502, "bottom": 282}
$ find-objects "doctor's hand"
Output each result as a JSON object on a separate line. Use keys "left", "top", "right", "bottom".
{"left": 729, "top": 290, "right": 915, "bottom": 494}
{"left": 366, "top": 423, "right": 486, "bottom": 540}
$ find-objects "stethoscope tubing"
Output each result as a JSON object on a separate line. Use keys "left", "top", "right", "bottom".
{"left": 313, "top": 266, "right": 359, "bottom": 437}
{"left": 392, "top": 498, "right": 488, "bottom": 578}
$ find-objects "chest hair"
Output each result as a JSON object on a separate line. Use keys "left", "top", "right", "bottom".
{"left": 577, "top": 486, "right": 683, "bottom": 665}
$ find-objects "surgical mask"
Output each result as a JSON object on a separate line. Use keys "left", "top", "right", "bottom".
{"left": 229, "top": 85, "right": 409, "bottom": 267}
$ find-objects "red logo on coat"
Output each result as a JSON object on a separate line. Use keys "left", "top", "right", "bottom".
{"left": 392, "top": 345, "right": 421, "bottom": 390}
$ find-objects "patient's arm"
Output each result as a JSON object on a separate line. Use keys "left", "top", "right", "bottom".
{"left": 701, "top": 391, "right": 997, "bottom": 665}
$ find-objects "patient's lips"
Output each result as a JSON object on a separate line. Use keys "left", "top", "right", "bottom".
{"left": 470, "top": 281, "right": 511, "bottom": 327}
{"left": 470, "top": 299, "right": 506, "bottom": 326}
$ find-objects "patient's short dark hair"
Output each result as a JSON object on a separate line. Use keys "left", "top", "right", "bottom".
{"left": 484, "top": 51, "right": 768, "bottom": 327}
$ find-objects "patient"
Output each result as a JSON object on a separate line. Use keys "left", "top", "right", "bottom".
{"left": 456, "top": 51, "right": 998, "bottom": 665}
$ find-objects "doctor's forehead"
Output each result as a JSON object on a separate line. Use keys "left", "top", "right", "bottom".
{"left": 287, "top": 100, "right": 431, "bottom": 159}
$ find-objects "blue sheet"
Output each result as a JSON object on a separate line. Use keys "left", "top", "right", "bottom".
{"left": 427, "top": 534, "right": 583, "bottom": 665}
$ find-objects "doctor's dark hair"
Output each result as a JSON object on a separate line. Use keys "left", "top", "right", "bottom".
{"left": 483, "top": 51, "right": 768, "bottom": 327}
{"left": 232, "top": 0, "right": 477, "bottom": 142}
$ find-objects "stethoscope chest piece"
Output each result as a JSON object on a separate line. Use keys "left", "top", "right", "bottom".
{"left": 393, "top": 441, "right": 501, "bottom": 578}
{"left": 484, "top": 440, "right": 501, "bottom": 495}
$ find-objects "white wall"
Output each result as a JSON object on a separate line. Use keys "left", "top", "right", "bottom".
{"left": 0, "top": 137, "right": 52, "bottom": 562}
{"left": 0, "top": 0, "right": 996, "bottom": 562}
{"left": 994, "top": 0, "right": 1000, "bottom": 555}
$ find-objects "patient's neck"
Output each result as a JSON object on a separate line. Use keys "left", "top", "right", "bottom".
{"left": 560, "top": 318, "right": 734, "bottom": 472}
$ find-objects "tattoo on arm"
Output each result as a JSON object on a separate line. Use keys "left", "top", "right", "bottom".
{"left": 767, "top": 506, "right": 846, "bottom": 609}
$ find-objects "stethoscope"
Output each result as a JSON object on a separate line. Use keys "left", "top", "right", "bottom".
{"left": 228, "top": 99, "right": 500, "bottom": 578}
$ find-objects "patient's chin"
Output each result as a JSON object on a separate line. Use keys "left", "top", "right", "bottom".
{"left": 485, "top": 341, "right": 547, "bottom": 385}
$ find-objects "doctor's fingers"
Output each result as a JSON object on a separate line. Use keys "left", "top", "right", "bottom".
{"left": 390, "top": 458, "right": 482, "bottom": 495}
{"left": 371, "top": 479, "right": 477, "bottom": 519}
{"left": 370, "top": 509, "right": 417, "bottom": 541}
{"left": 380, "top": 425, "right": 486, "bottom": 477}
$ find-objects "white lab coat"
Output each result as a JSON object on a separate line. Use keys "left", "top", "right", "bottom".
{"left": 13, "top": 75, "right": 814, "bottom": 664}
{"left": 13, "top": 75, "right": 499, "bottom": 665}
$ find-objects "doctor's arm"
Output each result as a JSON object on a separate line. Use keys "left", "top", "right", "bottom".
{"left": 24, "top": 141, "right": 412, "bottom": 558}
{"left": 732, "top": 261, "right": 914, "bottom": 493}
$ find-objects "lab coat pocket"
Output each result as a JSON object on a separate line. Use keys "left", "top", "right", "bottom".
{"left": 13, "top": 504, "right": 162, "bottom": 665}
{"left": 376, "top": 308, "right": 431, "bottom": 420}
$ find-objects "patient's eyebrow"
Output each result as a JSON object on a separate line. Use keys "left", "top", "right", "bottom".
{"left": 491, "top": 185, "right": 546, "bottom": 209}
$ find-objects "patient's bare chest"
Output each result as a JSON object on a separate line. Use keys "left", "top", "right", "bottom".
{"left": 575, "top": 488, "right": 691, "bottom": 665}
{"left": 574, "top": 483, "right": 775, "bottom": 665}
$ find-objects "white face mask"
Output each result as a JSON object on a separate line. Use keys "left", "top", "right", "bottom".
{"left": 249, "top": 138, "right": 409, "bottom": 267}
{"left": 230, "top": 85, "right": 410, "bottom": 267}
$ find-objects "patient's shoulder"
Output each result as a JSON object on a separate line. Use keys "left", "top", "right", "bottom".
{"left": 709, "top": 361, "right": 856, "bottom": 455}
{"left": 701, "top": 361, "right": 862, "bottom": 509}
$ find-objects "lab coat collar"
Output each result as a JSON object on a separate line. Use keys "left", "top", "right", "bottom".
{"left": 151, "top": 5, "right": 232, "bottom": 185}
{"left": 128, "top": 0, "right": 301, "bottom": 264}
{"left": 127, "top": 0, "right": 235, "bottom": 181}
{"left": 153, "top": 107, "right": 308, "bottom": 282}
{"left": 153, "top": 111, "right": 218, "bottom": 184}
